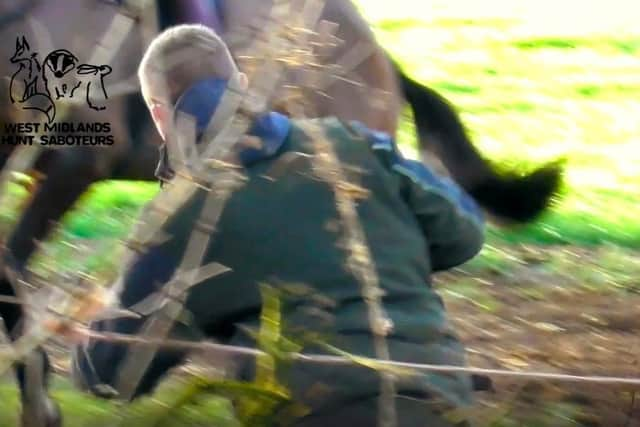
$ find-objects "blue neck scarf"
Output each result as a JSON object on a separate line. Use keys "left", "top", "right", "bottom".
{"left": 156, "top": 78, "right": 291, "bottom": 182}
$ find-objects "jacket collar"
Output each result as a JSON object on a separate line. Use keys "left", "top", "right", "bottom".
{"left": 156, "top": 110, "right": 291, "bottom": 183}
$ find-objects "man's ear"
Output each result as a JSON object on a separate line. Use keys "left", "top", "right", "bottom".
{"left": 149, "top": 103, "right": 171, "bottom": 141}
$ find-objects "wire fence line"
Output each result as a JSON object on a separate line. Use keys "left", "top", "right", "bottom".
{"left": 72, "top": 329, "right": 640, "bottom": 388}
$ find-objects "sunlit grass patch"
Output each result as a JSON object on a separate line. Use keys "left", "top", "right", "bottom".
{"left": 487, "top": 187, "right": 640, "bottom": 248}
{"left": 512, "top": 36, "right": 640, "bottom": 55}
{"left": 372, "top": 10, "right": 640, "bottom": 249}
{"left": 443, "top": 279, "right": 502, "bottom": 312}
{"left": 514, "top": 38, "right": 579, "bottom": 50}
{"left": 574, "top": 83, "right": 640, "bottom": 99}
{"left": 0, "top": 377, "right": 116, "bottom": 427}
{"left": 375, "top": 18, "right": 425, "bottom": 32}
{"left": 0, "top": 374, "right": 238, "bottom": 427}
{"left": 66, "top": 181, "right": 159, "bottom": 239}
{"left": 431, "top": 18, "right": 515, "bottom": 30}
{"left": 431, "top": 81, "right": 482, "bottom": 94}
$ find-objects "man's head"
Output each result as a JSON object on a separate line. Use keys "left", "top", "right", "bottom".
{"left": 138, "top": 24, "right": 248, "bottom": 141}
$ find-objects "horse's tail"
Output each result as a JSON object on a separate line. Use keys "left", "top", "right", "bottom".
{"left": 394, "top": 62, "right": 563, "bottom": 223}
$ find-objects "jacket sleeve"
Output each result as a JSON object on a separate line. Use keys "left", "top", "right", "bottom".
{"left": 359, "top": 123, "right": 486, "bottom": 272}
{"left": 394, "top": 157, "right": 485, "bottom": 271}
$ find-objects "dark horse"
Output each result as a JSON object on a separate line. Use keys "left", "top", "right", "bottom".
{"left": 0, "top": 0, "right": 561, "bottom": 425}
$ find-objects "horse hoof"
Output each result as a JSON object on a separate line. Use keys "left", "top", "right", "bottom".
{"left": 21, "top": 396, "right": 62, "bottom": 427}
{"left": 44, "top": 397, "right": 62, "bottom": 427}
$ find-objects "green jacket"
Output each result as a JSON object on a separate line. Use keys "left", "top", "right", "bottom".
{"left": 148, "top": 117, "right": 484, "bottom": 409}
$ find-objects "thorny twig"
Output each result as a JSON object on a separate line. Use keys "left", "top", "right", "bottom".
{"left": 294, "top": 120, "right": 399, "bottom": 427}
{"left": 275, "top": 5, "right": 398, "bottom": 425}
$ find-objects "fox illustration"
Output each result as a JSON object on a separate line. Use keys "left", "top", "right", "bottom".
{"left": 9, "top": 35, "right": 56, "bottom": 123}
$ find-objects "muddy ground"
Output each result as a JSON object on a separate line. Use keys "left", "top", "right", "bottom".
{"left": 440, "top": 246, "right": 640, "bottom": 427}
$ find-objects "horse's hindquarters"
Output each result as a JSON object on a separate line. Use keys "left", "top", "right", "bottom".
{"left": 221, "top": 0, "right": 403, "bottom": 135}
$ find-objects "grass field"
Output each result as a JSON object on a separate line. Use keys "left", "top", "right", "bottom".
{"left": 367, "top": 0, "right": 640, "bottom": 248}
{"left": 1, "top": 1, "right": 639, "bottom": 426}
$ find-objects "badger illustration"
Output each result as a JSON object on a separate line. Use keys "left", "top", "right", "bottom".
{"left": 42, "top": 49, "right": 81, "bottom": 100}
{"left": 42, "top": 48, "right": 112, "bottom": 111}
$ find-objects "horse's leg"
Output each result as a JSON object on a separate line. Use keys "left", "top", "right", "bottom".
{"left": 19, "top": 350, "right": 60, "bottom": 427}
{"left": 0, "top": 146, "right": 113, "bottom": 427}
{"left": 393, "top": 63, "right": 562, "bottom": 223}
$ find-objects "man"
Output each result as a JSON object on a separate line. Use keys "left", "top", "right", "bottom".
{"left": 72, "top": 24, "right": 485, "bottom": 427}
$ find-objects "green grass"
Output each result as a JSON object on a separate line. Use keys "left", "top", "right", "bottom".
{"left": 0, "top": 375, "right": 239, "bottom": 427}
{"left": 367, "top": 5, "right": 640, "bottom": 248}
{"left": 34, "top": 172, "right": 638, "bottom": 251}
{"left": 512, "top": 36, "right": 640, "bottom": 54}
{"left": 64, "top": 181, "right": 159, "bottom": 239}
{"left": 0, "top": 377, "right": 116, "bottom": 426}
